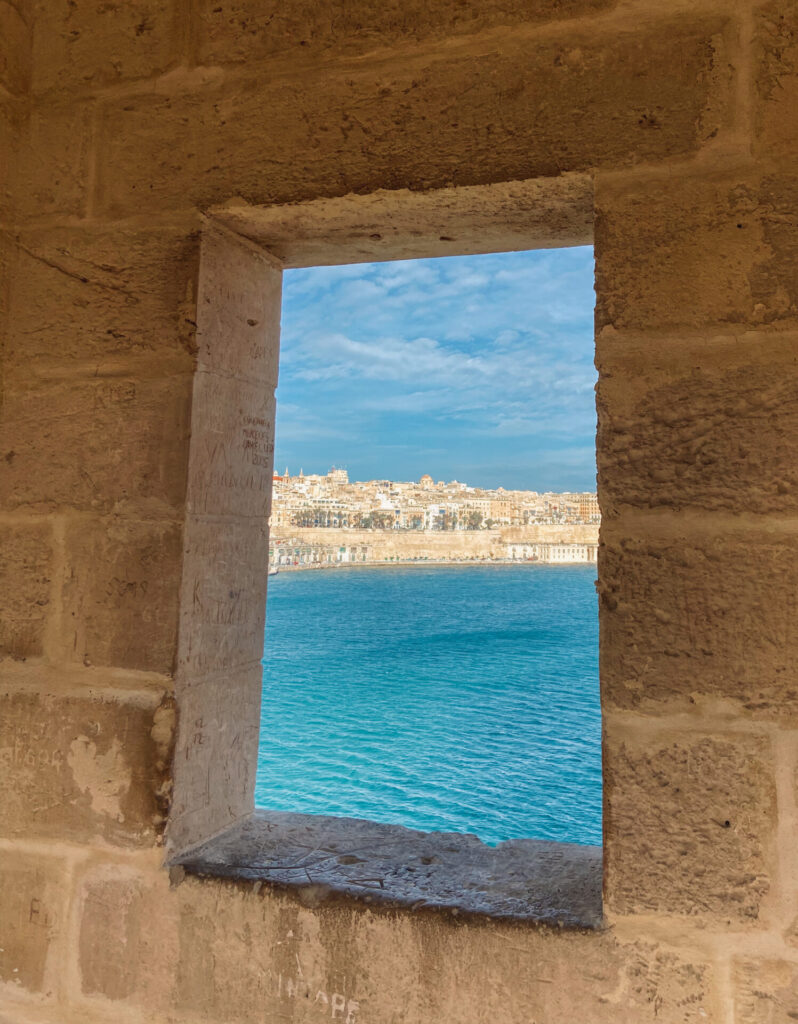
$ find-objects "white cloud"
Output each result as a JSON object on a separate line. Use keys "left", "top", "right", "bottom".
{"left": 276, "top": 247, "right": 597, "bottom": 489}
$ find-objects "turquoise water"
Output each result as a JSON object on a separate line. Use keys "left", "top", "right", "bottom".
{"left": 257, "top": 564, "right": 601, "bottom": 846}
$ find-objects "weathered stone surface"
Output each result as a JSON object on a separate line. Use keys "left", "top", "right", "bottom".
{"left": 74, "top": 865, "right": 716, "bottom": 1022}
{"left": 604, "top": 729, "right": 776, "bottom": 919}
{"left": 177, "top": 515, "right": 267, "bottom": 678}
{"left": 0, "top": 1, "right": 31, "bottom": 95}
{"left": 213, "top": 174, "right": 594, "bottom": 266}
{"left": 0, "top": 375, "right": 192, "bottom": 514}
{"left": 0, "top": 851, "right": 68, "bottom": 994}
{"left": 0, "top": 687, "right": 175, "bottom": 845}
{"left": 595, "top": 171, "right": 798, "bottom": 330}
{"left": 597, "top": 331, "right": 798, "bottom": 516}
{"left": 184, "top": 375, "right": 275, "bottom": 519}
{"left": 61, "top": 516, "right": 183, "bottom": 673}
{"left": 15, "top": 101, "right": 91, "bottom": 220}
{"left": 752, "top": 173, "right": 798, "bottom": 320}
{"left": 195, "top": 223, "right": 281, "bottom": 385}
{"left": 166, "top": 224, "right": 278, "bottom": 852}
{"left": 176, "top": 809, "right": 603, "bottom": 926}
{"left": 195, "top": 0, "right": 620, "bottom": 66}
{"left": 0, "top": 519, "right": 52, "bottom": 659}
{"left": 5, "top": 226, "right": 200, "bottom": 381}
{"left": 10, "top": 0, "right": 798, "bottom": 1017}
{"left": 96, "top": 16, "right": 731, "bottom": 217}
{"left": 0, "top": 102, "right": 22, "bottom": 226}
{"left": 734, "top": 959, "right": 798, "bottom": 1022}
{"left": 31, "top": 0, "right": 179, "bottom": 95}
{"left": 754, "top": 0, "right": 798, "bottom": 161}
{"left": 169, "top": 663, "right": 261, "bottom": 852}
{"left": 599, "top": 523, "right": 798, "bottom": 716}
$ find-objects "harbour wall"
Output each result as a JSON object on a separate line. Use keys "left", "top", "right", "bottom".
{"left": 276, "top": 525, "right": 599, "bottom": 564}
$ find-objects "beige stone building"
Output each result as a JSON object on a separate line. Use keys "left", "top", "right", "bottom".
{"left": 2, "top": 1, "right": 798, "bottom": 1022}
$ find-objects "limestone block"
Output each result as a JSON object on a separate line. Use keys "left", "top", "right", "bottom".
{"left": 604, "top": 728, "right": 776, "bottom": 919}
{"left": 79, "top": 875, "right": 146, "bottom": 1000}
{"left": 0, "top": 2, "right": 30, "bottom": 95}
{"left": 597, "top": 331, "right": 798, "bottom": 516}
{"left": 595, "top": 170, "right": 768, "bottom": 331}
{"left": 196, "top": 224, "right": 281, "bottom": 386}
{"left": 0, "top": 374, "right": 192, "bottom": 515}
{"left": 5, "top": 226, "right": 200, "bottom": 381}
{"left": 15, "top": 101, "right": 92, "bottom": 221}
{"left": 95, "top": 15, "right": 731, "bottom": 217}
{"left": 169, "top": 663, "right": 261, "bottom": 851}
{"left": 0, "top": 519, "right": 52, "bottom": 660}
{"left": 0, "top": 851, "right": 68, "bottom": 995}
{"left": 61, "top": 516, "right": 183, "bottom": 673}
{"left": 0, "top": 102, "right": 21, "bottom": 225}
{"left": 599, "top": 523, "right": 798, "bottom": 717}
{"left": 734, "top": 959, "right": 798, "bottom": 1022}
{"left": 185, "top": 374, "right": 275, "bottom": 519}
{"left": 31, "top": 0, "right": 179, "bottom": 95}
{"left": 0, "top": 231, "right": 13, "bottom": 312}
{"left": 751, "top": 172, "right": 798, "bottom": 320}
{"left": 74, "top": 867, "right": 717, "bottom": 1022}
{"left": 177, "top": 515, "right": 268, "bottom": 678}
{"left": 195, "top": 0, "right": 619, "bottom": 65}
{"left": 0, "top": 687, "right": 175, "bottom": 845}
{"left": 754, "top": 0, "right": 798, "bottom": 162}
{"left": 212, "top": 173, "right": 594, "bottom": 265}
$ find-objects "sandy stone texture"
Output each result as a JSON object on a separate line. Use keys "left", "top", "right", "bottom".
{"left": 94, "top": 15, "right": 730, "bottom": 218}
{"left": 599, "top": 523, "right": 798, "bottom": 716}
{"left": 0, "top": 106, "right": 22, "bottom": 224}
{"left": 0, "top": 850, "right": 69, "bottom": 994}
{"left": 5, "top": 226, "right": 201, "bottom": 380}
{"left": 167, "top": 223, "right": 279, "bottom": 851}
{"left": 734, "top": 959, "right": 798, "bottom": 1022}
{"left": 0, "top": 1, "right": 31, "bottom": 95}
{"left": 753, "top": 0, "right": 798, "bottom": 162}
{"left": 14, "top": 101, "right": 92, "bottom": 220}
{"left": 594, "top": 170, "right": 798, "bottom": 332}
{"left": 72, "top": 866, "right": 718, "bottom": 1022}
{"left": 1, "top": 376, "right": 192, "bottom": 515}
{"left": 7, "top": 0, "right": 798, "bottom": 1019}
{"left": 596, "top": 331, "right": 798, "bottom": 516}
{"left": 177, "top": 516, "right": 268, "bottom": 678}
{"left": 31, "top": 0, "right": 180, "bottom": 95}
{"left": 195, "top": 0, "right": 620, "bottom": 64}
{"left": 168, "top": 663, "right": 261, "bottom": 852}
{"left": 0, "top": 518, "right": 52, "bottom": 659}
{"left": 604, "top": 730, "right": 776, "bottom": 920}
{"left": 195, "top": 224, "right": 281, "bottom": 386}
{"left": 211, "top": 174, "right": 593, "bottom": 266}
{"left": 60, "top": 516, "right": 183, "bottom": 673}
{"left": 0, "top": 688, "right": 174, "bottom": 845}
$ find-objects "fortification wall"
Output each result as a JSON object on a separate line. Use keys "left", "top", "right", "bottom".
{"left": 286, "top": 524, "right": 599, "bottom": 560}
{"left": 2, "top": 1, "right": 798, "bottom": 1022}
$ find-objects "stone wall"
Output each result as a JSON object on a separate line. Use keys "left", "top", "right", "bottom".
{"left": 284, "top": 524, "right": 599, "bottom": 561}
{"left": 2, "top": 0, "right": 798, "bottom": 1021}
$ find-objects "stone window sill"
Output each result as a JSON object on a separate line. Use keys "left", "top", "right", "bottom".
{"left": 172, "top": 809, "right": 603, "bottom": 928}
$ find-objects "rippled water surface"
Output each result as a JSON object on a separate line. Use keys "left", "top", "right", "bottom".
{"left": 257, "top": 564, "right": 601, "bottom": 845}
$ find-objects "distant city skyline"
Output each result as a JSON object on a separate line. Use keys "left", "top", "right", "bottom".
{"left": 276, "top": 246, "right": 596, "bottom": 492}
{"left": 273, "top": 464, "right": 595, "bottom": 493}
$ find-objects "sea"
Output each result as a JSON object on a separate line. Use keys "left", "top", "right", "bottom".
{"left": 256, "top": 564, "right": 601, "bottom": 847}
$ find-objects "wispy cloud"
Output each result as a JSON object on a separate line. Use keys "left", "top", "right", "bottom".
{"left": 276, "top": 247, "right": 596, "bottom": 491}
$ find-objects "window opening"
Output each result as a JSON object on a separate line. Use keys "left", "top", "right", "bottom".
{"left": 258, "top": 247, "right": 600, "bottom": 847}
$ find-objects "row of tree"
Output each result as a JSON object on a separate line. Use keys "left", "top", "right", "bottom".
{"left": 290, "top": 510, "right": 493, "bottom": 530}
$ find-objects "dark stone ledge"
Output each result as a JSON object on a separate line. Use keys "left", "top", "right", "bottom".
{"left": 173, "top": 809, "right": 603, "bottom": 928}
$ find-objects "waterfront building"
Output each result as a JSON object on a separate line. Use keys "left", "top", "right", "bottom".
{"left": 269, "top": 467, "right": 599, "bottom": 534}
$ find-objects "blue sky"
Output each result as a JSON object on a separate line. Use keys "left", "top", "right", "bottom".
{"left": 276, "top": 246, "right": 596, "bottom": 492}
